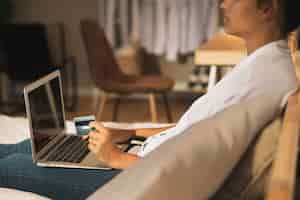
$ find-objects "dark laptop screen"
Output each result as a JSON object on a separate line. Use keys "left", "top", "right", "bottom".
{"left": 28, "top": 76, "right": 65, "bottom": 153}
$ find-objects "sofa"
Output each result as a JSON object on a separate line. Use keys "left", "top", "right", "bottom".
{"left": 0, "top": 91, "right": 299, "bottom": 200}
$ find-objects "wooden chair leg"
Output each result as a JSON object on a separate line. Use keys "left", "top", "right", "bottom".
{"left": 162, "top": 93, "right": 173, "bottom": 123}
{"left": 96, "top": 93, "right": 107, "bottom": 121}
{"left": 149, "top": 93, "right": 158, "bottom": 123}
{"left": 112, "top": 96, "right": 121, "bottom": 122}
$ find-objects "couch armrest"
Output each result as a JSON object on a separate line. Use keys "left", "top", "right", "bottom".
{"left": 266, "top": 91, "right": 300, "bottom": 200}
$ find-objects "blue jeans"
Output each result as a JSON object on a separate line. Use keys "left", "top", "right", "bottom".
{"left": 0, "top": 139, "right": 121, "bottom": 199}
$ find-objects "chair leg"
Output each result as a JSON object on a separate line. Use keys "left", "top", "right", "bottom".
{"left": 162, "top": 93, "right": 173, "bottom": 123}
{"left": 96, "top": 93, "right": 108, "bottom": 121}
{"left": 112, "top": 96, "right": 121, "bottom": 122}
{"left": 149, "top": 93, "right": 158, "bottom": 123}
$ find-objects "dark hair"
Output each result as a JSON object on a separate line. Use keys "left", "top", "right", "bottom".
{"left": 257, "top": 0, "right": 300, "bottom": 36}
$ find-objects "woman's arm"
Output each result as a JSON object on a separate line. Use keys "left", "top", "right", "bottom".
{"left": 108, "top": 125, "right": 175, "bottom": 143}
{"left": 87, "top": 122, "right": 141, "bottom": 169}
{"left": 87, "top": 122, "right": 175, "bottom": 169}
{"left": 109, "top": 149, "right": 141, "bottom": 169}
{"left": 108, "top": 126, "right": 175, "bottom": 169}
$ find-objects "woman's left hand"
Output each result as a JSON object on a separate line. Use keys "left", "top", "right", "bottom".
{"left": 85, "top": 122, "right": 122, "bottom": 166}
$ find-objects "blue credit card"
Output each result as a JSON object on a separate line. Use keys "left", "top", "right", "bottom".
{"left": 73, "top": 115, "right": 95, "bottom": 135}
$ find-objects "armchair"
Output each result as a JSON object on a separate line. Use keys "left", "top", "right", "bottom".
{"left": 80, "top": 19, "right": 174, "bottom": 123}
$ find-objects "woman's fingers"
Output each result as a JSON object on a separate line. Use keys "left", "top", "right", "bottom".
{"left": 82, "top": 135, "right": 89, "bottom": 140}
{"left": 86, "top": 123, "right": 114, "bottom": 156}
{"left": 89, "top": 121, "right": 106, "bottom": 132}
{"left": 88, "top": 136, "right": 99, "bottom": 146}
{"left": 88, "top": 143, "right": 97, "bottom": 153}
{"left": 89, "top": 131, "right": 102, "bottom": 140}
{"left": 88, "top": 131, "right": 106, "bottom": 148}
{"left": 88, "top": 137, "right": 97, "bottom": 145}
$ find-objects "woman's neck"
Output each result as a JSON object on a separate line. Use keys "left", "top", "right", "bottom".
{"left": 243, "top": 30, "right": 284, "bottom": 55}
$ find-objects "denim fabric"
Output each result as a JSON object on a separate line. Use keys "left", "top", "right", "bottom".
{"left": 0, "top": 140, "right": 121, "bottom": 199}
{"left": 0, "top": 139, "right": 32, "bottom": 159}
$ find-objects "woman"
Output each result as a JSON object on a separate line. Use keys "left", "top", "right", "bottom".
{"left": 86, "top": 0, "right": 300, "bottom": 169}
{"left": 0, "top": 0, "right": 299, "bottom": 199}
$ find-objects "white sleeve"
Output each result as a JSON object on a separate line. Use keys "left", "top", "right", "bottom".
{"left": 137, "top": 82, "right": 255, "bottom": 158}
{"left": 178, "top": 77, "right": 255, "bottom": 127}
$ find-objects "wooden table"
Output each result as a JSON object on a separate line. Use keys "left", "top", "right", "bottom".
{"left": 194, "top": 32, "right": 247, "bottom": 91}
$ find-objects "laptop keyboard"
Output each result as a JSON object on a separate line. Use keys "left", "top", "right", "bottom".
{"left": 41, "top": 135, "right": 90, "bottom": 163}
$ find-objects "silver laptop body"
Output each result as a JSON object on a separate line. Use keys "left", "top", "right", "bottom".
{"left": 24, "top": 70, "right": 113, "bottom": 170}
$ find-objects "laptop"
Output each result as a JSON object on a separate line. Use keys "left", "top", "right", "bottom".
{"left": 24, "top": 70, "right": 131, "bottom": 170}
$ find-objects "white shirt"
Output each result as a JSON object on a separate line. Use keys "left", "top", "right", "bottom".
{"left": 137, "top": 40, "right": 299, "bottom": 157}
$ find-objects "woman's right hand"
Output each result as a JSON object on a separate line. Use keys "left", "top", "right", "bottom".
{"left": 82, "top": 122, "right": 134, "bottom": 144}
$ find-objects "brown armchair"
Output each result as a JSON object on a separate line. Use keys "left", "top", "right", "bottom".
{"left": 80, "top": 19, "right": 174, "bottom": 122}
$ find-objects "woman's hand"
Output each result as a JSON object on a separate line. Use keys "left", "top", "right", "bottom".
{"left": 83, "top": 121, "right": 141, "bottom": 169}
{"left": 85, "top": 123, "right": 134, "bottom": 144}
{"left": 84, "top": 122, "right": 122, "bottom": 167}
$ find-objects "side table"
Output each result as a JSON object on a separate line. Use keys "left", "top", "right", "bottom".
{"left": 194, "top": 32, "right": 247, "bottom": 91}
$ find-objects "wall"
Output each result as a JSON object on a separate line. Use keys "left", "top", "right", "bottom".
{"left": 11, "top": 0, "right": 97, "bottom": 95}
{"left": 11, "top": 0, "right": 193, "bottom": 97}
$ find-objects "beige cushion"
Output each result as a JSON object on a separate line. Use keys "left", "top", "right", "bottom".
{"left": 88, "top": 92, "right": 285, "bottom": 200}
{"left": 211, "top": 117, "right": 282, "bottom": 200}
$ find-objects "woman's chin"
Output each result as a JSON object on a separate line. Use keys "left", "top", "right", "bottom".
{"left": 223, "top": 27, "right": 238, "bottom": 36}
{"left": 223, "top": 26, "right": 232, "bottom": 34}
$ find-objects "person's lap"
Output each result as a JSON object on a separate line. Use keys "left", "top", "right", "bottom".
{"left": 0, "top": 139, "right": 121, "bottom": 199}
{"left": 0, "top": 139, "right": 32, "bottom": 159}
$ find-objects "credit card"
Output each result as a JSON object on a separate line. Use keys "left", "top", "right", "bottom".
{"left": 73, "top": 115, "right": 95, "bottom": 135}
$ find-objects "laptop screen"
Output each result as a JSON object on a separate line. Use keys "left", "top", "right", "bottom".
{"left": 27, "top": 75, "right": 65, "bottom": 153}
